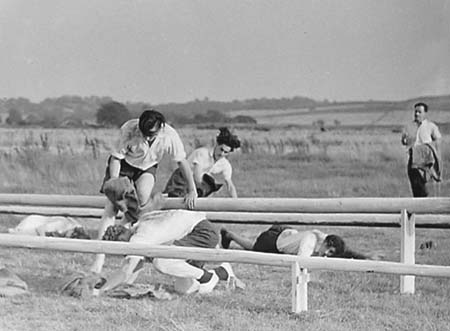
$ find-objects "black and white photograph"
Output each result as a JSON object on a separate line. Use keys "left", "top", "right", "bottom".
{"left": 0, "top": 1, "right": 449, "bottom": 330}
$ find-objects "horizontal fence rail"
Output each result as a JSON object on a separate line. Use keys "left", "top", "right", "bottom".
{"left": 1, "top": 234, "right": 450, "bottom": 278}
{"left": 1, "top": 205, "right": 450, "bottom": 228}
{"left": 0, "top": 194, "right": 450, "bottom": 214}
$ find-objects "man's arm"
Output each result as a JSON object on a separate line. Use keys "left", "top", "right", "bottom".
{"left": 297, "top": 233, "right": 317, "bottom": 258}
{"left": 192, "top": 163, "right": 204, "bottom": 187}
{"left": 90, "top": 156, "right": 122, "bottom": 274}
{"left": 224, "top": 178, "right": 238, "bottom": 198}
{"left": 108, "top": 156, "right": 121, "bottom": 178}
{"left": 96, "top": 256, "right": 145, "bottom": 294}
{"left": 431, "top": 124, "right": 442, "bottom": 150}
{"left": 178, "top": 159, "right": 197, "bottom": 209}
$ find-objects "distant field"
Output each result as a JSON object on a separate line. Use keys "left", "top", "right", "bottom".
{"left": 228, "top": 106, "right": 450, "bottom": 127}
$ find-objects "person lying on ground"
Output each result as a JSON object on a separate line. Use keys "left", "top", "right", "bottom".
{"left": 164, "top": 127, "right": 241, "bottom": 198}
{"left": 91, "top": 109, "right": 197, "bottom": 274}
{"left": 8, "top": 215, "right": 91, "bottom": 239}
{"left": 220, "top": 224, "right": 378, "bottom": 259}
{"left": 95, "top": 208, "right": 245, "bottom": 295}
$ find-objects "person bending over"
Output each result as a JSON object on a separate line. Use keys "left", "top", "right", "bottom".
{"left": 164, "top": 127, "right": 241, "bottom": 198}
{"left": 91, "top": 109, "right": 197, "bottom": 274}
{"left": 221, "top": 224, "right": 374, "bottom": 259}
{"left": 95, "top": 207, "right": 244, "bottom": 296}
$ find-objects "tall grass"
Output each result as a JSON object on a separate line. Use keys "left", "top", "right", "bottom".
{"left": 1, "top": 126, "right": 450, "bottom": 330}
{"left": 3, "top": 126, "right": 447, "bottom": 197}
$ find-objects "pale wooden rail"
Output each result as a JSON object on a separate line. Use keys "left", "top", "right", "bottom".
{"left": 0, "top": 194, "right": 449, "bottom": 214}
{"left": 1, "top": 194, "right": 449, "bottom": 312}
{"left": 1, "top": 205, "right": 450, "bottom": 228}
{"left": 0, "top": 234, "right": 449, "bottom": 278}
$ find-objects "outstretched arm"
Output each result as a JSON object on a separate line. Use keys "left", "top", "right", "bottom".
{"left": 178, "top": 159, "right": 197, "bottom": 209}
{"left": 341, "top": 249, "right": 370, "bottom": 260}
{"left": 224, "top": 178, "right": 238, "bottom": 198}
{"left": 96, "top": 256, "right": 145, "bottom": 294}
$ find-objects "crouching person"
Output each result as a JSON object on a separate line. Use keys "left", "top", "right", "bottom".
{"left": 96, "top": 208, "right": 244, "bottom": 295}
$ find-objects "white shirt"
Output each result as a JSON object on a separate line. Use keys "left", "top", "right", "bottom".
{"left": 414, "top": 119, "right": 441, "bottom": 146}
{"left": 188, "top": 147, "right": 232, "bottom": 184}
{"left": 276, "top": 229, "right": 327, "bottom": 257}
{"left": 111, "top": 120, "right": 187, "bottom": 170}
{"left": 130, "top": 210, "right": 206, "bottom": 245}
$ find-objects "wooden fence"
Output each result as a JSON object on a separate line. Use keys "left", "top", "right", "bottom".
{"left": 1, "top": 194, "right": 450, "bottom": 313}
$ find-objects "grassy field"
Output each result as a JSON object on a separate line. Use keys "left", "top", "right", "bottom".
{"left": 0, "top": 125, "right": 450, "bottom": 331}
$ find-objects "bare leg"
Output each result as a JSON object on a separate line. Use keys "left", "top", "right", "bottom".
{"left": 135, "top": 173, "right": 155, "bottom": 207}
{"left": 153, "top": 258, "right": 204, "bottom": 279}
{"left": 90, "top": 200, "right": 118, "bottom": 274}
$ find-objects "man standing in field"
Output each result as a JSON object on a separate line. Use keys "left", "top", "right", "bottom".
{"left": 90, "top": 109, "right": 198, "bottom": 274}
{"left": 401, "top": 102, "right": 442, "bottom": 197}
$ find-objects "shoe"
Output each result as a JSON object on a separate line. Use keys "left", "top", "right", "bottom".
{"left": 220, "top": 229, "right": 232, "bottom": 249}
{"left": 174, "top": 277, "right": 200, "bottom": 295}
{"left": 219, "top": 262, "right": 246, "bottom": 290}
{"left": 198, "top": 271, "right": 219, "bottom": 294}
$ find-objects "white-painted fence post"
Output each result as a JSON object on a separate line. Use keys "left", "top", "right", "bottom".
{"left": 291, "top": 263, "right": 309, "bottom": 313}
{"left": 400, "top": 209, "right": 415, "bottom": 294}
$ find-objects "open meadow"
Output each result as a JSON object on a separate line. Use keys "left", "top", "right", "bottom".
{"left": 1, "top": 125, "right": 450, "bottom": 331}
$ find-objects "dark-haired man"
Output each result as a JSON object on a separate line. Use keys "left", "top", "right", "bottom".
{"left": 401, "top": 102, "right": 442, "bottom": 197}
{"left": 91, "top": 109, "right": 197, "bottom": 274}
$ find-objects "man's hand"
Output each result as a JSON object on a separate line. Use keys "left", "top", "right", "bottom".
{"left": 184, "top": 190, "right": 197, "bottom": 210}
{"left": 401, "top": 133, "right": 413, "bottom": 146}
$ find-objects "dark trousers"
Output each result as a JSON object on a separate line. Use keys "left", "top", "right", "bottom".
{"left": 407, "top": 155, "right": 428, "bottom": 197}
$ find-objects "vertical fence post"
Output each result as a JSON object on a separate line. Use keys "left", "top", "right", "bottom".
{"left": 291, "top": 262, "right": 308, "bottom": 313}
{"left": 400, "top": 209, "right": 415, "bottom": 294}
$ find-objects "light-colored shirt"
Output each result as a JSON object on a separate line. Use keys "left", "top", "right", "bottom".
{"left": 276, "top": 229, "right": 327, "bottom": 257}
{"left": 188, "top": 147, "right": 232, "bottom": 184}
{"left": 111, "top": 119, "right": 186, "bottom": 170}
{"left": 414, "top": 119, "right": 441, "bottom": 146}
{"left": 130, "top": 210, "right": 206, "bottom": 245}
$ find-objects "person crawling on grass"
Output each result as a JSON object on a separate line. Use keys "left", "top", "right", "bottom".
{"left": 91, "top": 192, "right": 244, "bottom": 296}
{"left": 8, "top": 215, "right": 91, "bottom": 239}
{"left": 220, "top": 225, "right": 378, "bottom": 259}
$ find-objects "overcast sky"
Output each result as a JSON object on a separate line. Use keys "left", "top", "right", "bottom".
{"left": 1, "top": 0, "right": 449, "bottom": 104}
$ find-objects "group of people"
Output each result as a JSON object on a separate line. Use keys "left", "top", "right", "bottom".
{"left": 89, "top": 109, "right": 246, "bottom": 295}
{"left": 88, "top": 107, "right": 392, "bottom": 297}
{"left": 2, "top": 102, "right": 442, "bottom": 298}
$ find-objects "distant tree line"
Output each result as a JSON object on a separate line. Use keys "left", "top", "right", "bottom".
{"left": 0, "top": 95, "right": 319, "bottom": 128}
{"left": 1, "top": 94, "right": 449, "bottom": 128}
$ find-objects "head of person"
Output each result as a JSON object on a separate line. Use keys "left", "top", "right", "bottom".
{"left": 413, "top": 102, "right": 428, "bottom": 124}
{"left": 317, "top": 234, "right": 346, "bottom": 257}
{"left": 68, "top": 227, "right": 91, "bottom": 240}
{"left": 138, "top": 109, "right": 166, "bottom": 141}
{"left": 213, "top": 127, "right": 241, "bottom": 161}
{"left": 102, "top": 225, "right": 133, "bottom": 242}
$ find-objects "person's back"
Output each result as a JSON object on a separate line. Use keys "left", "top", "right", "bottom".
{"left": 130, "top": 209, "right": 207, "bottom": 245}
{"left": 276, "top": 229, "right": 327, "bottom": 257}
